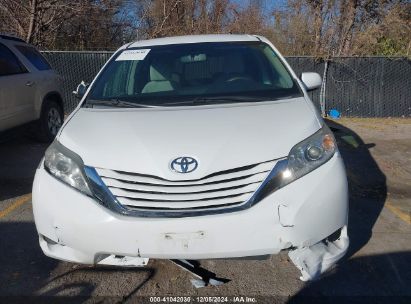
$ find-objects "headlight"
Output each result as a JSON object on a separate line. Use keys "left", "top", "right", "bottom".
{"left": 250, "top": 124, "right": 337, "bottom": 203}
{"left": 44, "top": 141, "right": 92, "bottom": 196}
{"left": 284, "top": 124, "right": 336, "bottom": 182}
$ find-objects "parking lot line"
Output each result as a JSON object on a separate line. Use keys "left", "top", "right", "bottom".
{"left": 0, "top": 194, "right": 32, "bottom": 219}
{"left": 385, "top": 202, "right": 410, "bottom": 225}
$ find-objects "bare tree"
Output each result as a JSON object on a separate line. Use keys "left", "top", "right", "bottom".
{"left": 0, "top": 0, "right": 72, "bottom": 46}
{"left": 1, "top": 0, "right": 409, "bottom": 55}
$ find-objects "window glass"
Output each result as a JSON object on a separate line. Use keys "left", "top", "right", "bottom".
{"left": 87, "top": 42, "right": 301, "bottom": 106}
{"left": 15, "top": 45, "right": 51, "bottom": 70}
{"left": 101, "top": 61, "right": 141, "bottom": 97}
{"left": 0, "top": 43, "right": 26, "bottom": 76}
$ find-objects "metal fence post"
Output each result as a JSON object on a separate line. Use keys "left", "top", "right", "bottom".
{"left": 319, "top": 60, "right": 329, "bottom": 117}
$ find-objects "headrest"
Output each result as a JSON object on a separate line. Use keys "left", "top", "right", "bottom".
{"left": 150, "top": 59, "right": 172, "bottom": 81}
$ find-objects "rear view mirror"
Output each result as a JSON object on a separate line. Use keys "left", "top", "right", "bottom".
{"left": 180, "top": 53, "right": 206, "bottom": 63}
{"left": 73, "top": 81, "right": 89, "bottom": 99}
{"left": 301, "top": 72, "right": 322, "bottom": 91}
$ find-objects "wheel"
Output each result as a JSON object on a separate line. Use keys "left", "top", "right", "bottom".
{"left": 36, "top": 99, "right": 64, "bottom": 142}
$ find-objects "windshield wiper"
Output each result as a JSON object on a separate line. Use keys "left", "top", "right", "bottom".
{"left": 86, "top": 99, "right": 160, "bottom": 108}
{"left": 162, "top": 95, "right": 264, "bottom": 106}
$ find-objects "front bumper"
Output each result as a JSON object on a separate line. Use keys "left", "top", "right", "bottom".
{"left": 32, "top": 153, "right": 349, "bottom": 265}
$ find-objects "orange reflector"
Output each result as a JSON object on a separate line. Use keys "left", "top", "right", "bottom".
{"left": 322, "top": 134, "right": 335, "bottom": 151}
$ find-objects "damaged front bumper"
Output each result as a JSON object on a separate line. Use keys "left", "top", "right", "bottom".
{"left": 32, "top": 153, "right": 349, "bottom": 281}
{"left": 288, "top": 226, "right": 349, "bottom": 281}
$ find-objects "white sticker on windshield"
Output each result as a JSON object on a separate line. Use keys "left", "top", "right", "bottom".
{"left": 115, "top": 49, "right": 150, "bottom": 61}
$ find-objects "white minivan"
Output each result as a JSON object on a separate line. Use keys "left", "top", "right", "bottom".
{"left": 32, "top": 35, "right": 349, "bottom": 281}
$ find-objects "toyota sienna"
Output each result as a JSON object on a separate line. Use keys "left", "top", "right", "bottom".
{"left": 32, "top": 35, "right": 349, "bottom": 281}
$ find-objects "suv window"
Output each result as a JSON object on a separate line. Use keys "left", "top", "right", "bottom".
{"left": 15, "top": 45, "right": 51, "bottom": 70}
{"left": 0, "top": 43, "right": 27, "bottom": 76}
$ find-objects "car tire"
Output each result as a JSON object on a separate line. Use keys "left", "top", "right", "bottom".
{"left": 36, "top": 99, "right": 64, "bottom": 143}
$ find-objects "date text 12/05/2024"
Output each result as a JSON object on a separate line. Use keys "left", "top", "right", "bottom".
{"left": 149, "top": 296, "right": 257, "bottom": 303}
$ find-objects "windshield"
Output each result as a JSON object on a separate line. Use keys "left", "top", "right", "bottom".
{"left": 85, "top": 41, "right": 302, "bottom": 107}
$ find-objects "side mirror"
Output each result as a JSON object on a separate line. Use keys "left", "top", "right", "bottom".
{"left": 72, "top": 81, "right": 89, "bottom": 99}
{"left": 301, "top": 72, "right": 322, "bottom": 91}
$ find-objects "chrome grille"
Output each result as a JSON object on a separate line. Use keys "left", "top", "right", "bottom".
{"left": 95, "top": 159, "right": 276, "bottom": 213}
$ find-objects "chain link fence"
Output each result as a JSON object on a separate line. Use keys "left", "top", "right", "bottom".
{"left": 41, "top": 51, "right": 411, "bottom": 117}
{"left": 42, "top": 51, "right": 113, "bottom": 112}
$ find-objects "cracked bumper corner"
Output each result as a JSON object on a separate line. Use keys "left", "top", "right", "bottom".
{"left": 288, "top": 225, "right": 349, "bottom": 281}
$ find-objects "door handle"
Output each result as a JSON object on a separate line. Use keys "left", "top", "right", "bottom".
{"left": 26, "top": 81, "right": 35, "bottom": 87}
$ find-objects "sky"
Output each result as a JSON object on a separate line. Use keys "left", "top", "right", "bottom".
{"left": 233, "top": 0, "right": 289, "bottom": 11}
{"left": 120, "top": 0, "right": 290, "bottom": 27}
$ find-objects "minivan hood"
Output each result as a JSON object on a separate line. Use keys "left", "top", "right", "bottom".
{"left": 59, "top": 97, "right": 320, "bottom": 180}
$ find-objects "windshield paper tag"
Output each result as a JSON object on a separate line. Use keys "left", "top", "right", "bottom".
{"left": 115, "top": 49, "right": 150, "bottom": 61}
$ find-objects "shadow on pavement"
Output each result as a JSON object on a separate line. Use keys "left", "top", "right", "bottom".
{"left": 0, "top": 222, "right": 58, "bottom": 295}
{"left": 0, "top": 222, "right": 155, "bottom": 301}
{"left": 289, "top": 252, "right": 411, "bottom": 302}
{"left": 0, "top": 128, "right": 48, "bottom": 201}
{"left": 326, "top": 119, "right": 387, "bottom": 258}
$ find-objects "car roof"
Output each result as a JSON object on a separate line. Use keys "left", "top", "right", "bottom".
{"left": 0, "top": 34, "right": 33, "bottom": 49}
{"left": 0, "top": 34, "right": 26, "bottom": 43}
{"left": 126, "top": 34, "right": 260, "bottom": 49}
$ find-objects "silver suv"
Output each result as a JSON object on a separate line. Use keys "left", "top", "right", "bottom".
{"left": 0, "top": 34, "right": 64, "bottom": 142}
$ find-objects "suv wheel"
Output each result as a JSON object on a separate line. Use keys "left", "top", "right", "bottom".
{"left": 37, "top": 99, "right": 64, "bottom": 142}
